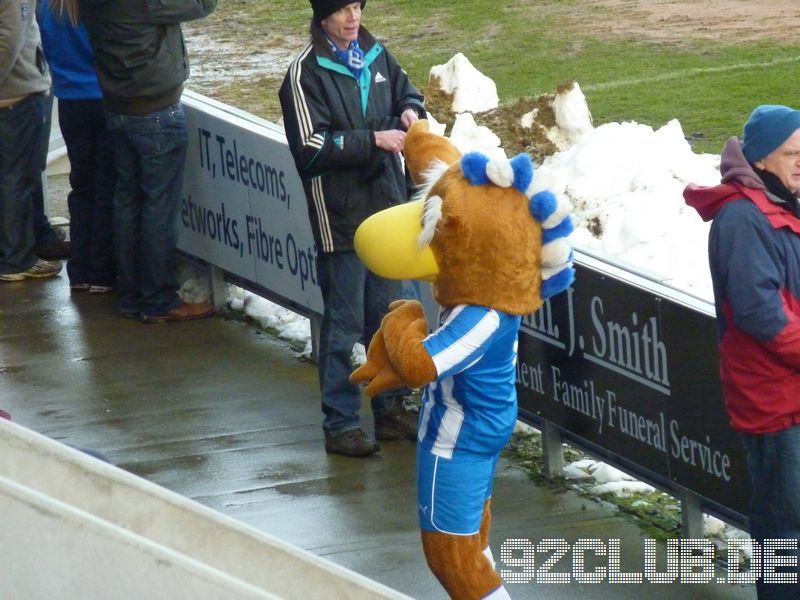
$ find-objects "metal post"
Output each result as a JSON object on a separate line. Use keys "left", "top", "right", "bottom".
{"left": 209, "top": 265, "right": 227, "bottom": 311}
{"left": 680, "top": 489, "right": 704, "bottom": 539}
{"left": 542, "top": 420, "right": 564, "bottom": 478}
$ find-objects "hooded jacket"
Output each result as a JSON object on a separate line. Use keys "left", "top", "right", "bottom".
{"left": 77, "top": 0, "right": 216, "bottom": 115}
{"left": 279, "top": 22, "right": 425, "bottom": 253}
{"left": 0, "top": 0, "right": 51, "bottom": 103}
{"left": 684, "top": 137, "right": 800, "bottom": 434}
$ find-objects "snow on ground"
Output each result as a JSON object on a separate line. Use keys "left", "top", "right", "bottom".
{"left": 183, "top": 33, "right": 296, "bottom": 92}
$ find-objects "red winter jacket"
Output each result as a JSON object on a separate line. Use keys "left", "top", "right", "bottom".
{"left": 685, "top": 138, "right": 800, "bottom": 434}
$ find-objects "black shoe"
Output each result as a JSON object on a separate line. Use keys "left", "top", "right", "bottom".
{"left": 375, "top": 396, "right": 419, "bottom": 441}
{"left": 325, "top": 427, "right": 380, "bottom": 457}
{"left": 36, "top": 228, "right": 70, "bottom": 260}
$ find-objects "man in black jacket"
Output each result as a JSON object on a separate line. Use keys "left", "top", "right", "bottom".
{"left": 78, "top": 0, "right": 216, "bottom": 322}
{"left": 280, "top": 0, "right": 426, "bottom": 457}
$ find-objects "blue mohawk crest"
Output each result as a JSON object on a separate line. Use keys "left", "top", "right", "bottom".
{"left": 530, "top": 190, "right": 558, "bottom": 223}
{"left": 460, "top": 152, "right": 491, "bottom": 186}
{"left": 542, "top": 267, "right": 575, "bottom": 299}
{"left": 457, "top": 146, "right": 575, "bottom": 300}
{"left": 509, "top": 153, "right": 534, "bottom": 193}
{"left": 542, "top": 216, "right": 574, "bottom": 244}
{"left": 524, "top": 174, "right": 575, "bottom": 301}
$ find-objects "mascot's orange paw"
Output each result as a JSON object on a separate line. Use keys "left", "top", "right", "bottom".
{"left": 349, "top": 327, "right": 407, "bottom": 398}
{"left": 350, "top": 298, "right": 434, "bottom": 397}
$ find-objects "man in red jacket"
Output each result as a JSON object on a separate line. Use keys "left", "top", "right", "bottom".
{"left": 685, "top": 105, "right": 800, "bottom": 599}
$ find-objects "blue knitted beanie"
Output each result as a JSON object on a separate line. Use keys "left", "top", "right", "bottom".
{"left": 742, "top": 104, "right": 800, "bottom": 163}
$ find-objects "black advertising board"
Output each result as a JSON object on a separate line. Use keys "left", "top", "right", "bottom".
{"left": 516, "top": 255, "right": 752, "bottom": 519}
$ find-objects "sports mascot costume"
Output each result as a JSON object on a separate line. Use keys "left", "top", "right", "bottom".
{"left": 350, "top": 120, "right": 575, "bottom": 599}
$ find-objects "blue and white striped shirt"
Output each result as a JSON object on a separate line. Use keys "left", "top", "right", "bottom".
{"left": 420, "top": 304, "right": 522, "bottom": 458}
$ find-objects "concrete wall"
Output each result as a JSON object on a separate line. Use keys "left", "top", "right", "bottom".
{"left": 0, "top": 419, "right": 410, "bottom": 600}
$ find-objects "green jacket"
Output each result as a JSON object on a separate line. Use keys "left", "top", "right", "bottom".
{"left": 78, "top": 0, "right": 216, "bottom": 115}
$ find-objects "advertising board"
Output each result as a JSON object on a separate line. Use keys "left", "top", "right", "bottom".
{"left": 179, "top": 93, "right": 324, "bottom": 314}
{"left": 518, "top": 255, "right": 751, "bottom": 518}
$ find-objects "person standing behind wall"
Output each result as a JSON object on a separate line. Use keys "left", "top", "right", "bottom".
{"left": 38, "top": 0, "right": 115, "bottom": 294}
{"left": 279, "top": 1, "right": 426, "bottom": 457}
{"left": 0, "top": 0, "right": 62, "bottom": 282}
{"left": 685, "top": 105, "right": 800, "bottom": 599}
{"left": 77, "top": 0, "right": 216, "bottom": 322}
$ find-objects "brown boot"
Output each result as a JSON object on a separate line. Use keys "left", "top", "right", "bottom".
{"left": 140, "top": 302, "right": 215, "bottom": 323}
{"left": 325, "top": 427, "right": 380, "bottom": 457}
{"left": 375, "top": 396, "right": 419, "bottom": 441}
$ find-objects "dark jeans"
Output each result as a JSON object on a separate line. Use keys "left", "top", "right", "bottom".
{"left": 59, "top": 99, "right": 116, "bottom": 286}
{"left": 33, "top": 92, "right": 57, "bottom": 248}
{"left": 105, "top": 103, "right": 188, "bottom": 317}
{"left": 0, "top": 92, "right": 48, "bottom": 274}
{"left": 742, "top": 425, "right": 800, "bottom": 599}
{"left": 317, "top": 251, "right": 408, "bottom": 434}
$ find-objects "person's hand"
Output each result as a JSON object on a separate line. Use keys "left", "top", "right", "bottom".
{"left": 401, "top": 108, "right": 420, "bottom": 130}
{"left": 374, "top": 129, "right": 406, "bottom": 153}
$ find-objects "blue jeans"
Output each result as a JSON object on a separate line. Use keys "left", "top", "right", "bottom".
{"left": 0, "top": 92, "right": 48, "bottom": 274}
{"left": 317, "top": 251, "right": 407, "bottom": 434}
{"left": 742, "top": 425, "right": 800, "bottom": 599}
{"left": 60, "top": 99, "right": 116, "bottom": 286}
{"left": 105, "top": 103, "right": 187, "bottom": 317}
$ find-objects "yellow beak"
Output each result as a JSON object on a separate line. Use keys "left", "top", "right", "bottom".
{"left": 354, "top": 200, "right": 439, "bottom": 282}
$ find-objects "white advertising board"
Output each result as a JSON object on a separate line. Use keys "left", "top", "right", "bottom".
{"left": 179, "top": 92, "right": 324, "bottom": 314}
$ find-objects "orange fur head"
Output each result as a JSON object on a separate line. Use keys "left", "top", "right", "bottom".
{"left": 357, "top": 120, "right": 575, "bottom": 315}
{"left": 404, "top": 120, "right": 462, "bottom": 185}
{"left": 423, "top": 168, "right": 544, "bottom": 314}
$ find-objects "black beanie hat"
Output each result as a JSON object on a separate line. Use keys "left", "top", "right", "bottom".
{"left": 310, "top": 0, "right": 366, "bottom": 23}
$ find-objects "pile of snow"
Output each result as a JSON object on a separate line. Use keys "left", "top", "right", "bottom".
{"left": 448, "top": 112, "right": 503, "bottom": 159}
{"left": 227, "top": 287, "right": 313, "bottom": 356}
{"left": 550, "top": 83, "right": 594, "bottom": 149}
{"left": 425, "top": 54, "right": 720, "bottom": 300}
{"left": 429, "top": 52, "right": 499, "bottom": 115}
{"left": 535, "top": 116, "right": 719, "bottom": 298}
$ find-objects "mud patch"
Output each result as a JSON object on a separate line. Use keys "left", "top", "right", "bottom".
{"left": 566, "top": 0, "right": 800, "bottom": 43}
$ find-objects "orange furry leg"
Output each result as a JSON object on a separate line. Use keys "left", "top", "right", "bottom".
{"left": 479, "top": 499, "right": 492, "bottom": 552}
{"left": 421, "top": 529, "right": 502, "bottom": 600}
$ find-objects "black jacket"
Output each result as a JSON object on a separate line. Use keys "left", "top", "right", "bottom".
{"left": 78, "top": 0, "right": 216, "bottom": 115}
{"left": 279, "top": 23, "right": 425, "bottom": 253}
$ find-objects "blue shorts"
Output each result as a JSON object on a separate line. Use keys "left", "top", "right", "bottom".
{"left": 417, "top": 450, "right": 499, "bottom": 534}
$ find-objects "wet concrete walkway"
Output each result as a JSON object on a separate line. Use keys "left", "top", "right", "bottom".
{"left": 0, "top": 267, "right": 760, "bottom": 599}
{"left": 5, "top": 163, "right": 759, "bottom": 598}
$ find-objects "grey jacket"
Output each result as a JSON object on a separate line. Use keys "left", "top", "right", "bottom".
{"left": 0, "top": 0, "right": 50, "bottom": 102}
{"left": 78, "top": 0, "right": 216, "bottom": 115}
